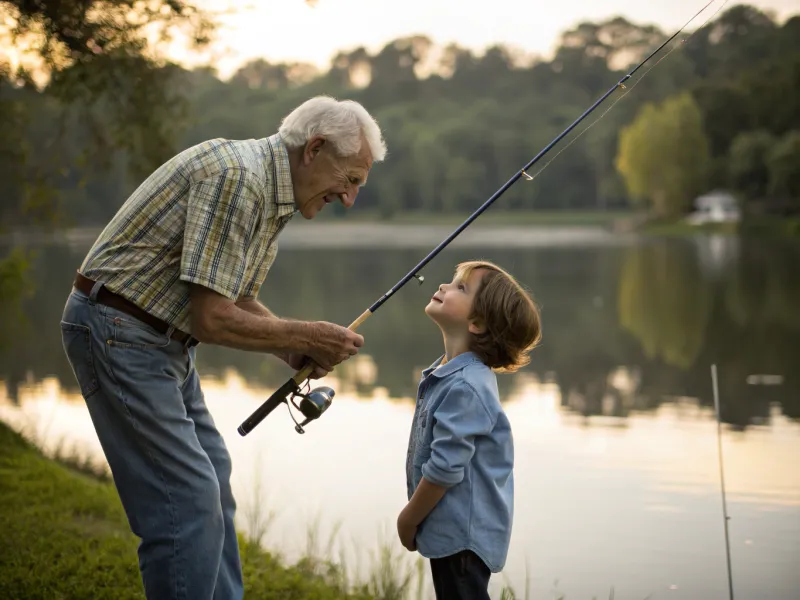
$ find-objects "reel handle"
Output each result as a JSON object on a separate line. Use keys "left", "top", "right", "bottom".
{"left": 237, "top": 308, "right": 373, "bottom": 437}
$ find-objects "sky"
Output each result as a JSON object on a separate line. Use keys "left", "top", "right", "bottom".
{"left": 167, "top": 0, "right": 799, "bottom": 79}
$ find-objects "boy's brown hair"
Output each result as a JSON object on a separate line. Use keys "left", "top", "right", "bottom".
{"left": 454, "top": 260, "right": 542, "bottom": 373}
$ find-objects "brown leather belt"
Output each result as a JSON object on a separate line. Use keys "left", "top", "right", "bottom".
{"left": 74, "top": 272, "right": 197, "bottom": 346}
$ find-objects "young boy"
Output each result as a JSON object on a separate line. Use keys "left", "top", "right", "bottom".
{"left": 397, "top": 260, "right": 542, "bottom": 600}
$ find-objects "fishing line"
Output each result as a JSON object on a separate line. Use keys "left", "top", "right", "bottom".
{"left": 525, "top": 0, "right": 730, "bottom": 185}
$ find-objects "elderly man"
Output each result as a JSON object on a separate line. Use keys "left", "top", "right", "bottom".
{"left": 59, "top": 96, "right": 386, "bottom": 600}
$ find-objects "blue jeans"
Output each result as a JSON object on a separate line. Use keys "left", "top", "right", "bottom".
{"left": 59, "top": 283, "right": 243, "bottom": 600}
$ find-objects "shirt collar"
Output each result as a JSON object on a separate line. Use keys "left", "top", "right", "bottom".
{"left": 421, "top": 351, "right": 483, "bottom": 379}
{"left": 265, "top": 133, "right": 297, "bottom": 219}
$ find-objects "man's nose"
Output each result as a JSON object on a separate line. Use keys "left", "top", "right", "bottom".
{"left": 341, "top": 183, "right": 361, "bottom": 208}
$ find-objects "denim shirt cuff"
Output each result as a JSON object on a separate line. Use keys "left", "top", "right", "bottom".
{"left": 421, "top": 462, "right": 463, "bottom": 488}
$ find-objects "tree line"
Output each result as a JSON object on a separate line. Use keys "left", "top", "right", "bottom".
{"left": 2, "top": 3, "right": 798, "bottom": 230}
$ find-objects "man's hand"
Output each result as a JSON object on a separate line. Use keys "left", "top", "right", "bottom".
{"left": 305, "top": 321, "right": 364, "bottom": 372}
{"left": 396, "top": 511, "right": 417, "bottom": 552}
{"left": 281, "top": 353, "right": 329, "bottom": 379}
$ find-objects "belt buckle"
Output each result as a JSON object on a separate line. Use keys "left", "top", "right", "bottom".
{"left": 181, "top": 334, "right": 200, "bottom": 351}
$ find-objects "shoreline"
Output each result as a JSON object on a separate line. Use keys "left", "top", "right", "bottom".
{"left": 1, "top": 222, "right": 639, "bottom": 249}
{"left": 4, "top": 215, "right": 793, "bottom": 250}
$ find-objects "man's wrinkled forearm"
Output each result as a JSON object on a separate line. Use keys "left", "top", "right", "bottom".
{"left": 195, "top": 299, "right": 314, "bottom": 355}
{"left": 232, "top": 298, "right": 291, "bottom": 359}
{"left": 236, "top": 297, "right": 277, "bottom": 319}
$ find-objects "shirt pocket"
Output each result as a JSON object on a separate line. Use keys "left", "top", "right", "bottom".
{"left": 413, "top": 408, "right": 431, "bottom": 464}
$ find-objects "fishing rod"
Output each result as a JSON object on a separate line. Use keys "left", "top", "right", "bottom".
{"left": 711, "top": 364, "right": 735, "bottom": 600}
{"left": 237, "top": 0, "right": 720, "bottom": 437}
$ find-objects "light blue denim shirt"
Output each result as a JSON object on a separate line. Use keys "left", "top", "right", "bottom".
{"left": 405, "top": 351, "right": 514, "bottom": 573}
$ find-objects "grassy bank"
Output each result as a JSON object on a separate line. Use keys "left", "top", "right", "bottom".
{"left": 0, "top": 421, "right": 409, "bottom": 600}
{"left": 0, "top": 421, "right": 540, "bottom": 600}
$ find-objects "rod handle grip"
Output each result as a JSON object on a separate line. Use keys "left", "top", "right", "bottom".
{"left": 292, "top": 308, "right": 373, "bottom": 383}
{"left": 237, "top": 378, "right": 299, "bottom": 436}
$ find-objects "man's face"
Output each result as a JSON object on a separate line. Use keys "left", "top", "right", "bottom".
{"left": 292, "top": 135, "right": 373, "bottom": 219}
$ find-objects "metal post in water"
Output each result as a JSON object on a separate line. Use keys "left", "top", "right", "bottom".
{"left": 711, "top": 363, "right": 734, "bottom": 600}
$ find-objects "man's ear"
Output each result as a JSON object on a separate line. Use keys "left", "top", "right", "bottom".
{"left": 303, "top": 135, "right": 326, "bottom": 165}
{"left": 468, "top": 319, "right": 486, "bottom": 335}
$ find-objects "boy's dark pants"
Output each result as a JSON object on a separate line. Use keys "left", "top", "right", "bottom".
{"left": 430, "top": 550, "right": 491, "bottom": 600}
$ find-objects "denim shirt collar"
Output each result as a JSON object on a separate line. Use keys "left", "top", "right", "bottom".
{"left": 422, "top": 351, "right": 484, "bottom": 379}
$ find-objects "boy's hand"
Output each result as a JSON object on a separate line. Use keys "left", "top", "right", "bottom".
{"left": 396, "top": 511, "right": 417, "bottom": 551}
{"left": 396, "top": 478, "right": 448, "bottom": 552}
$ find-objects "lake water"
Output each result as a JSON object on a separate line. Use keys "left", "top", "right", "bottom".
{"left": 1, "top": 227, "right": 798, "bottom": 599}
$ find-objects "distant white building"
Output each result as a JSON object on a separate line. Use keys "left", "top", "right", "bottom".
{"left": 686, "top": 190, "right": 741, "bottom": 225}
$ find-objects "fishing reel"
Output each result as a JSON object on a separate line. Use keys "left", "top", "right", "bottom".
{"left": 237, "top": 370, "right": 337, "bottom": 436}
{"left": 286, "top": 383, "right": 335, "bottom": 434}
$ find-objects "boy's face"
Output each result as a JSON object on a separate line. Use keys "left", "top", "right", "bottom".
{"left": 425, "top": 268, "right": 487, "bottom": 334}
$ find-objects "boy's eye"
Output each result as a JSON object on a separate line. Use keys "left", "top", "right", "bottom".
{"left": 457, "top": 284, "right": 465, "bottom": 291}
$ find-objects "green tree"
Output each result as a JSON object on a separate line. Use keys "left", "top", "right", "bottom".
{"left": 727, "top": 129, "right": 777, "bottom": 204}
{"left": 766, "top": 131, "right": 800, "bottom": 210}
{"left": 0, "top": 0, "right": 217, "bottom": 328}
{"left": 0, "top": 0, "right": 216, "bottom": 184}
{"left": 615, "top": 91, "right": 712, "bottom": 217}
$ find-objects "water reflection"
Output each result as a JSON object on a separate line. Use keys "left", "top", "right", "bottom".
{"left": 1, "top": 369, "right": 798, "bottom": 600}
{"left": 1, "top": 235, "right": 799, "bottom": 430}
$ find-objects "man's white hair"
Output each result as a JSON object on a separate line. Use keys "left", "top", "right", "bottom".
{"left": 278, "top": 96, "right": 387, "bottom": 162}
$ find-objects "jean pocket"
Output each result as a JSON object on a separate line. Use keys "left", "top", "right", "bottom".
{"left": 60, "top": 321, "right": 100, "bottom": 398}
{"left": 105, "top": 310, "right": 171, "bottom": 350}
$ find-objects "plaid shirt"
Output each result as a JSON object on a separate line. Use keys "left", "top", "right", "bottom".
{"left": 79, "top": 134, "right": 297, "bottom": 334}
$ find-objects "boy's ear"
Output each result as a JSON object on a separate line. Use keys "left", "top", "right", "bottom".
{"left": 468, "top": 319, "right": 486, "bottom": 335}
